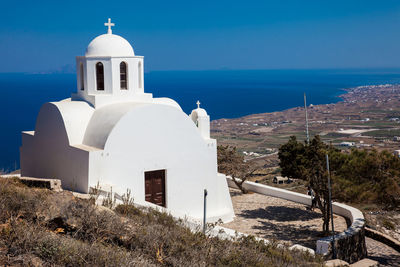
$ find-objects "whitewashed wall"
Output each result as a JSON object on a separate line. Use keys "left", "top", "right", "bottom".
{"left": 89, "top": 104, "right": 234, "bottom": 222}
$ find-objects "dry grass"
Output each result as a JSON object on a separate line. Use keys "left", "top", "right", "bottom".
{"left": 0, "top": 178, "right": 323, "bottom": 266}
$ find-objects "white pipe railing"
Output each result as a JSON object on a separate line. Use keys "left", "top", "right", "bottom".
{"left": 226, "top": 177, "right": 365, "bottom": 257}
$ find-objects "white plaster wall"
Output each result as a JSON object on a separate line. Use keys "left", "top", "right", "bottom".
{"left": 138, "top": 59, "right": 144, "bottom": 92}
{"left": 198, "top": 116, "right": 210, "bottom": 139}
{"left": 110, "top": 57, "right": 143, "bottom": 94}
{"left": 316, "top": 202, "right": 365, "bottom": 256}
{"left": 89, "top": 104, "right": 234, "bottom": 222}
{"left": 73, "top": 56, "right": 146, "bottom": 108}
{"left": 20, "top": 98, "right": 233, "bottom": 221}
{"left": 227, "top": 178, "right": 312, "bottom": 206}
{"left": 153, "top": 98, "right": 182, "bottom": 111}
{"left": 83, "top": 103, "right": 149, "bottom": 149}
{"left": 86, "top": 57, "right": 113, "bottom": 94}
{"left": 52, "top": 99, "right": 94, "bottom": 144}
{"left": 20, "top": 102, "right": 94, "bottom": 193}
{"left": 76, "top": 57, "right": 87, "bottom": 92}
{"left": 20, "top": 132, "right": 35, "bottom": 174}
{"left": 190, "top": 109, "right": 211, "bottom": 139}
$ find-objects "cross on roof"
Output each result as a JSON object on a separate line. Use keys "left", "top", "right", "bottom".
{"left": 104, "top": 18, "right": 115, "bottom": 34}
{"left": 196, "top": 100, "right": 201, "bottom": 109}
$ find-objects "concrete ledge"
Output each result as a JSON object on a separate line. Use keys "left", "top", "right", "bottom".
{"left": 19, "top": 177, "right": 63, "bottom": 192}
{"left": 0, "top": 174, "right": 21, "bottom": 178}
{"left": 226, "top": 177, "right": 366, "bottom": 263}
{"left": 316, "top": 202, "right": 366, "bottom": 263}
{"left": 350, "top": 259, "right": 379, "bottom": 267}
{"left": 325, "top": 259, "right": 349, "bottom": 266}
{"left": 365, "top": 227, "right": 400, "bottom": 252}
{"left": 226, "top": 176, "right": 312, "bottom": 206}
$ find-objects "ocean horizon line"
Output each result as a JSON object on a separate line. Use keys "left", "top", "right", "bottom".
{"left": 2, "top": 70, "right": 400, "bottom": 169}
{"left": 2, "top": 67, "right": 400, "bottom": 75}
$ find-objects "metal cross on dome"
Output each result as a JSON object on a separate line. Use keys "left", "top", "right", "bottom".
{"left": 196, "top": 100, "right": 201, "bottom": 109}
{"left": 105, "top": 18, "right": 115, "bottom": 34}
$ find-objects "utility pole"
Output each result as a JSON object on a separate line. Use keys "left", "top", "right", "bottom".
{"left": 304, "top": 93, "right": 310, "bottom": 144}
{"left": 203, "top": 189, "right": 208, "bottom": 234}
{"left": 326, "top": 154, "right": 336, "bottom": 259}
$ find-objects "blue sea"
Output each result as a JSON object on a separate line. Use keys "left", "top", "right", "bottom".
{"left": 2, "top": 69, "right": 400, "bottom": 171}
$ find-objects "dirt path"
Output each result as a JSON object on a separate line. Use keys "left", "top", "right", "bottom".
{"left": 366, "top": 237, "right": 400, "bottom": 267}
{"left": 222, "top": 189, "right": 347, "bottom": 249}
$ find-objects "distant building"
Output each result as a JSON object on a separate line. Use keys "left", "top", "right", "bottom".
{"left": 394, "top": 150, "right": 400, "bottom": 157}
{"left": 339, "top": 142, "right": 355, "bottom": 147}
{"left": 273, "top": 176, "right": 292, "bottom": 184}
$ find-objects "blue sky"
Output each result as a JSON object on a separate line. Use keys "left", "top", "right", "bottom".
{"left": 1, "top": 0, "right": 400, "bottom": 72}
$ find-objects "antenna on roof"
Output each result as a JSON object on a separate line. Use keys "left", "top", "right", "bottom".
{"left": 304, "top": 92, "right": 310, "bottom": 144}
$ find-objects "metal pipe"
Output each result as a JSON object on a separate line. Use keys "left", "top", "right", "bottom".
{"left": 326, "top": 154, "right": 336, "bottom": 259}
{"left": 304, "top": 93, "right": 310, "bottom": 144}
{"left": 203, "top": 189, "right": 208, "bottom": 234}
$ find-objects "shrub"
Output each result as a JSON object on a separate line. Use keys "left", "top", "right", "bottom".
{"left": 382, "top": 219, "right": 395, "bottom": 230}
{"left": 279, "top": 136, "right": 400, "bottom": 210}
{"left": 0, "top": 178, "right": 323, "bottom": 266}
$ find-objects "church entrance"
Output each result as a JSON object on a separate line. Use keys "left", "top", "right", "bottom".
{"left": 145, "top": 170, "right": 166, "bottom": 207}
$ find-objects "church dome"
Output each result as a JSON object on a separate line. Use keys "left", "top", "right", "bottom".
{"left": 85, "top": 34, "right": 135, "bottom": 57}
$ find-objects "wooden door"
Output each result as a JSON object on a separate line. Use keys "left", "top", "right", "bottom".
{"left": 145, "top": 170, "right": 166, "bottom": 207}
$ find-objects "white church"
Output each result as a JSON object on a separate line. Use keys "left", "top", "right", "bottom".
{"left": 20, "top": 19, "right": 234, "bottom": 223}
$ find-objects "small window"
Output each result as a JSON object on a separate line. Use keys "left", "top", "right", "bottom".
{"left": 96, "top": 62, "right": 104, "bottom": 91}
{"left": 80, "top": 63, "right": 84, "bottom": 90}
{"left": 120, "top": 62, "right": 128, "bottom": 89}
{"left": 138, "top": 61, "right": 143, "bottom": 89}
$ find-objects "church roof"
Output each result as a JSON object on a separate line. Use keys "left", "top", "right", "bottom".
{"left": 85, "top": 33, "right": 135, "bottom": 57}
{"left": 82, "top": 101, "right": 182, "bottom": 149}
{"left": 192, "top": 108, "right": 208, "bottom": 117}
{"left": 83, "top": 102, "right": 147, "bottom": 149}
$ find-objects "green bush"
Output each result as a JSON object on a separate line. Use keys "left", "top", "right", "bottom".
{"left": 382, "top": 219, "right": 395, "bottom": 230}
{"left": 279, "top": 136, "right": 400, "bottom": 210}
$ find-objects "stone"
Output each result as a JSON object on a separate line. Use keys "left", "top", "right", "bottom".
{"left": 350, "top": 258, "right": 379, "bottom": 267}
{"left": 19, "top": 177, "right": 62, "bottom": 192}
{"left": 325, "top": 259, "right": 350, "bottom": 266}
{"left": 289, "top": 244, "right": 315, "bottom": 255}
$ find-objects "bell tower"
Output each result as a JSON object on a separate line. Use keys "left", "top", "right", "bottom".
{"left": 190, "top": 101, "right": 211, "bottom": 139}
{"left": 72, "top": 18, "right": 151, "bottom": 108}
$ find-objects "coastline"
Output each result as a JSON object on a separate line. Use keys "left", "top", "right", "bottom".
{"left": 211, "top": 83, "right": 400, "bottom": 162}
{"left": 1, "top": 69, "right": 400, "bottom": 170}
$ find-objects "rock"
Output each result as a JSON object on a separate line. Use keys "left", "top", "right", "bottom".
{"left": 365, "top": 227, "right": 400, "bottom": 253}
{"left": 289, "top": 244, "right": 315, "bottom": 255}
{"left": 19, "top": 176, "right": 62, "bottom": 192}
{"left": 350, "top": 258, "right": 379, "bottom": 267}
{"left": 325, "top": 259, "right": 350, "bottom": 266}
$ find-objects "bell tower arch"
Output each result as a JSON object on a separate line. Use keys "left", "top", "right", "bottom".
{"left": 72, "top": 18, "right": 150, "bottom": 108}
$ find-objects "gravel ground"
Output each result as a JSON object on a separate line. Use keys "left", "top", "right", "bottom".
{"left": 222, "top": 189, "right": 400, "bottom": 265}
{"left": 366, "top": 237, "right": 400, "bottom": 267}
{"left": 222, "top": 189, "right": 348, "bottom": 249}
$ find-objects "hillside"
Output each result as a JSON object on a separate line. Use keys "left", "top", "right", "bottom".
{"left": 212, "top": 84, "right": 400, "bottom": 165}
{"left": 211, "top": 84, "right": 400, "bottom": 249}
{"left": 0, "top": 178, "right": 322, "bottom": 266}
